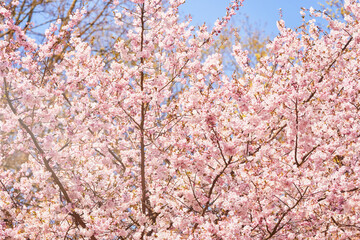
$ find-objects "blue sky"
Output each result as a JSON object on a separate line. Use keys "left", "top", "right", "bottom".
{"left": 179, "top": 0, "right": 327, "bottom": 37}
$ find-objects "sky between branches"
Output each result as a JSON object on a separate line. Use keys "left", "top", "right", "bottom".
{"left": 180, "top": 0, "right": 327, "bottom": 37}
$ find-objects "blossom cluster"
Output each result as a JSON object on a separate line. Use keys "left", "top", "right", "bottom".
{"left": 1, "top": 0, "right": 360, "bottom": 239}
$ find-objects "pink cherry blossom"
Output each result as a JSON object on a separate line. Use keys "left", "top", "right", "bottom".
{"left": 1, "top": 0, "right": 360, "bottom": 239}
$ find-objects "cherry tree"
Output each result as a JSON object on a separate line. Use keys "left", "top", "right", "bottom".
{"left": 1, "top": 0, "right": 360, "bottom": 239}
{"left": 225, "top": 1, "right": 360, "bottom": 238}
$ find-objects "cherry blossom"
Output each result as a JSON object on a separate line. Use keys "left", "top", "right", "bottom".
{"left": 1, "top": 0, "right": 360, "bottom": 239}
